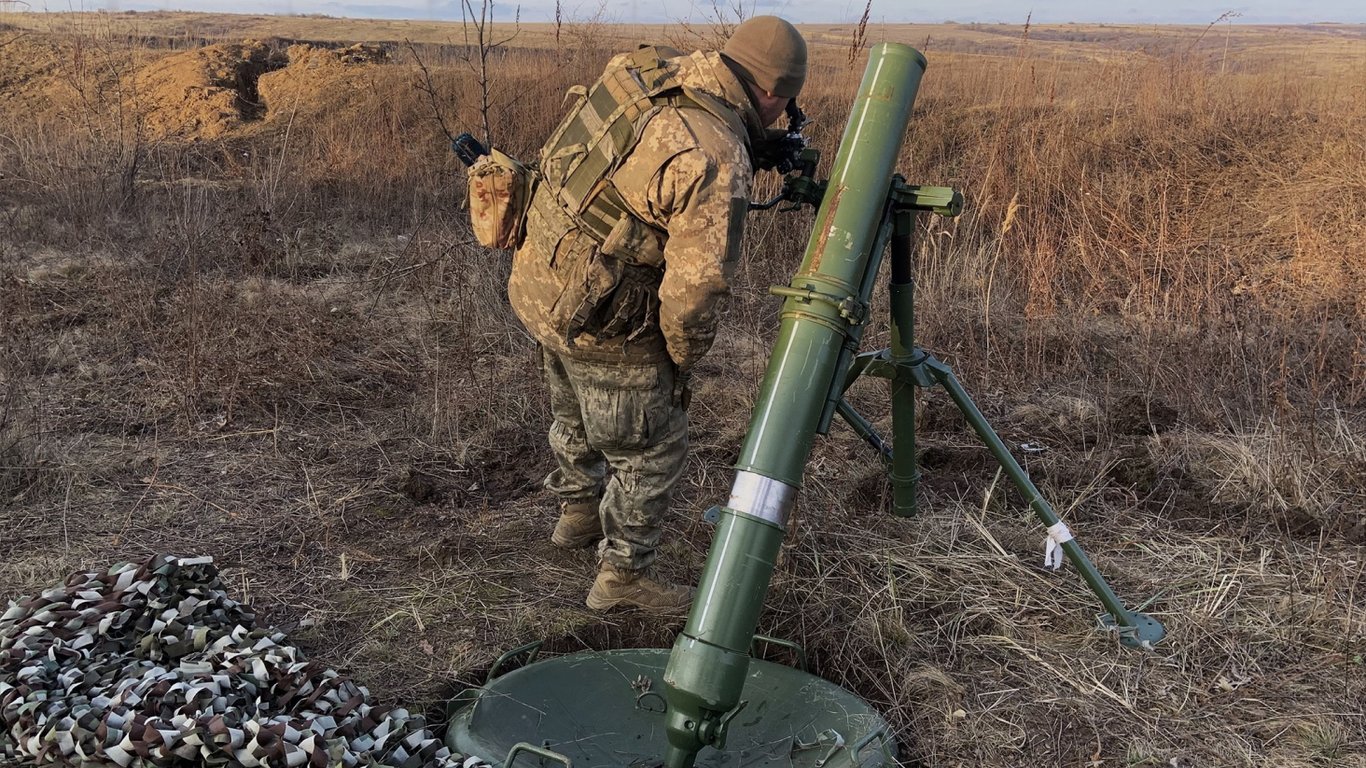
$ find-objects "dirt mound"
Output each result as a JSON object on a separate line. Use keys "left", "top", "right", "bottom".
{"left": 132, "top": 41, "right": 286, "bottom": 140}
{"left": 0, "top": 34, "right": 391, "bottom": 142}
{"left": 0, "top": 36, "right": 83, "bottom": 116}
{"left": 127, "top": 40, "right": 390, "bottom": 141}
{"left": 253, "top": 43, "right": 393, "bottom": 122}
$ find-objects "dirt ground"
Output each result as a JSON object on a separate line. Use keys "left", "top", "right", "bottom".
{"left": 2, "top": 14, "right": 1365, "bottom": 768}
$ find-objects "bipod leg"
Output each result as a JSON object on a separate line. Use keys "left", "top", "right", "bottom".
{"left": 916, "top": 352, "right": 1166, "bottom": 649}
{"left": 835, "top": 399, "right": 893, "bottom": 467}
{"left": 888, "top": 209, "right": 919, "bottom": 518}
{"left": 833, "top": 201, "right": 921, "bottom": 514}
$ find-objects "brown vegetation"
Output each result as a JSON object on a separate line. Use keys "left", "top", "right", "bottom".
{"left": 1, "top": 11, "right": 1364, "bottom": 768}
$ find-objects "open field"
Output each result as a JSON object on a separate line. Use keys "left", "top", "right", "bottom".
{"left": 2, "top": 12, "right": 1365, "bottom": 768}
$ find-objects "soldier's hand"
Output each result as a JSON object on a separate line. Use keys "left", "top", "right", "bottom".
{"left": 672, "top": 366, "right": 693, "bottom": 410}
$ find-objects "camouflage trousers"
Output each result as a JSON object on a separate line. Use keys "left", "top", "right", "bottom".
{"left": 540, "top": 347, "right": 688, "bottom": 570}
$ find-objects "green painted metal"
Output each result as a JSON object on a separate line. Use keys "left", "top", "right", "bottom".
{"left": 834, "top": 399, "right": 892, "bottom": 466}
{"left": 823, "top": 171, "right": 1165, "bottom": 647}
{"left": 833, "top": 181, "right": 959, "bottom": 516}
{"left": 733, "top": 43, "right": 926, "bottom": 486}
{"left": 445, "top": 648, "right": 894, "bottom": 768}
{"left": 890, "top": 184, "right": 963, "bottom": 216}
{"left": 661, "top": 43, "right": 928, "bottom": 768}
{"left": 486, "top": 640, "right": 542, "bottom": 684}
{"left": 918, "top": 354, "right": 1167, "bottom": 649}
{"left": 681, "top": 508, "right": 786, "bottom": 654}
{"left": 815, "top": 208, "right": 894, "bottom": 438}
{"left": 504, "top": 743, "right": 572, "bottom": 768}
{"left": 888, "top": 208, "right": 918, "bottom": 518}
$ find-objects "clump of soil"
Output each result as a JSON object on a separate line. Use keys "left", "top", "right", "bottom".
{"left": 1006, "top": 392, "right": 1103, "bottom": 447}
{"left": 1109, "top": 392, "right": 1179, "bottom": 435}
{"left": 133, "top": 41, "right": 287, "bottom": 140}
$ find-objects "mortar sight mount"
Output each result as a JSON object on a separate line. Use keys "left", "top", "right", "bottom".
{"left": 446, "top": 41, "right": 1165, "bottom": 768}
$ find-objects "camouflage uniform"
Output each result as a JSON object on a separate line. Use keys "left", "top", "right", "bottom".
{"left": 509, "top": 50, "right": 764, "bottom": 570}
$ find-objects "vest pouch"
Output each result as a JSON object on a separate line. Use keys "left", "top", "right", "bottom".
{"left": 561, "top": 248, "right": 663, "bottom": 345}
{"left": 562, "top": 248, "right": 625, "bottom": 345}
{"left": 468, "top": 148, "right": 534, "bottom": 249}
{"left": 600, "top": 212, "right": 666, "bottom": 269}
{"left": 594, "top": 264, "right": 662, "bottom": 341}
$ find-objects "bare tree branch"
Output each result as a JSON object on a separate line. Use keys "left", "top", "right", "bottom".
{"left": 404, "top": 39, "right": 457, "bottom": 144}
{"left": 456, "top": 0, "right": 521, "bottom": 147}
{"left": 669, "top": 0, "right": 754, "bottom": 51}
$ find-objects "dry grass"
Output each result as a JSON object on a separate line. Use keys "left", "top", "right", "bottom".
{"left": 1, "top": 11, "right": 1364, "bottom": 768}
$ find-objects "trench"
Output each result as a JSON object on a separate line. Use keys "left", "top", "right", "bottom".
{"left": 229, "top": 45, "right": 289, "bottom": 122}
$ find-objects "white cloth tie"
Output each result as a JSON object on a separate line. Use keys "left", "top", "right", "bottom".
{"left": 1044, "top": 521, "right": 1073, "bottom": 570}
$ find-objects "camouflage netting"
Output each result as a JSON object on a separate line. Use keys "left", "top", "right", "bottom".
{"left": 1, "top": 555, "right": 484, "bottom": 768}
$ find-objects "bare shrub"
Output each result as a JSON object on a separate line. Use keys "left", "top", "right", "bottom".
{"left": 847, "top": 0, "right": 872, "bottom": 65}
{"left": 668, "top": 0, "right": 753, "bottom": 51}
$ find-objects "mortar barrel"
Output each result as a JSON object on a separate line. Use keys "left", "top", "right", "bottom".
{"left": 662, "top": 42, "right": 928, "bottom": 768}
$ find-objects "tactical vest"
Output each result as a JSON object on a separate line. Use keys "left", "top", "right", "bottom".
{"left": 529, "top": 47, "right": 751, "bottom": 269}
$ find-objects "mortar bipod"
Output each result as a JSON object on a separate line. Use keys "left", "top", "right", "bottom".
{"left": 832, "top": 178, "right": 1166, "bottom": 650}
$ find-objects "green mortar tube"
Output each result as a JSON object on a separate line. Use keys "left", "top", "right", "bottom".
{"left": 661, "top": 42, "right": 928, "bottom": 768}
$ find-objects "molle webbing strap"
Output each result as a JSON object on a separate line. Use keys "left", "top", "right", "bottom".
{"left": 540, "top": 48, "right": 695, "bottom": 266}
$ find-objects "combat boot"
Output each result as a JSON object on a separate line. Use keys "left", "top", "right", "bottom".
{"left": 586, "top": 563, "right": 694, "bottom": 613}
{"left": 551, "top": 499, "right": 603, "bottom": 549}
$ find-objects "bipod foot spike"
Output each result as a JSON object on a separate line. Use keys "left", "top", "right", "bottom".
{"left": 1099, "top": 611, "right": 1167, "bottom": 650}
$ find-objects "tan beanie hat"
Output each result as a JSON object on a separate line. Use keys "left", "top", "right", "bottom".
{"left": 721, "top": 16, "right": 807, "bottom": 99}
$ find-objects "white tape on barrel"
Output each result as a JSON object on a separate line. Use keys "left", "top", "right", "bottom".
{"left": 1044, "top": 521, "right": 1073, "bottom": 570}
{"left": 727, "top": 471, "right": 798, "bottom": 526}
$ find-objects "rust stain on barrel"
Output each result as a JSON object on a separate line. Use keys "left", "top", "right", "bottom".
{"left": 809, "top": 185, "right": 845, "bottom": 271}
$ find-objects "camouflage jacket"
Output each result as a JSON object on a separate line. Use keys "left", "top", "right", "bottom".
{"left": 507, "top": 50, "right": 764, "bottom": 371}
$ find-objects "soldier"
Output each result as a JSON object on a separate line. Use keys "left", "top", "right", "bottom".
{"left": 508, "top": 17, "right": 808, "bottom": 612}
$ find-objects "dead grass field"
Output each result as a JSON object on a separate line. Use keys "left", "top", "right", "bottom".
{"left": 1, "top": 11, "right": 1364, "bottom": 768}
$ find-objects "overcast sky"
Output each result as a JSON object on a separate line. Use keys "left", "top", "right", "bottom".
{"left": 42, "top": 0, "right": 1366, "bottom": 25}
